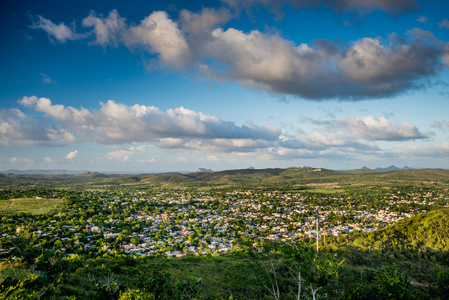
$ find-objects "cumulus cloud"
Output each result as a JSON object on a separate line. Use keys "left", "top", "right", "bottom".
{"left": 32, "top": 8, "right": 449, "bottom": 100}
{"left": 31, "top": 15, "right": 82, "bottom": 43}
{"left": 82, "top": 9, "right": 126, "bottom": 47}
{"left": 203, "top": 28, "right": 448, "bottom": 100}
{"left": 123, "top": 11, "right": 192, "bottom": 68}
{"left": 302, "top": 115, "right": 428, "bottom": 141}
{"left": 6, "top": 96, "right": 436, "bottom": 163}
{"left": 15, "top": 96, "right": 281, "bottom": 148}
{"left": 0, "top": 107, "right": 75, "bottom": 146}
{"left": 336, "top": 116, "right": 428, "bottom": 141}
{"left": 103, "top": 146, "right": 144, "bottom": 162}
{"left": 65, "top": 150, "right": 78, "bottom": 160}
{"left": 179, "top": 7, "right": 232, "bottom": 34}
{"left": 394, "top": 142, "right": 449, "bottom": 159}
{"left": 17, "top": 96, "right": 281, "bottom": 146}
{"left": 221, "top": 0, "right": 420, "bottom": 18}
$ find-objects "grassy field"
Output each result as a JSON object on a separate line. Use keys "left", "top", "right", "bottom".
{"left": 0, "top": 198, "right": 65, "bottom": 215}
{"left": 306, "top": 188, "right": 346, "bottom": 194}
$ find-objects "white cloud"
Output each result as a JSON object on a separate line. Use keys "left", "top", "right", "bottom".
{"left": 33, "top": 9, "right": 449, "bottom": 100}
{"left": 43, "top": 157, "right": 54, "bottom": 163}
{"left": 431, "top": 121, "right": 449, "bottom": 130}
{"left": 0, "top": 107, "right": 72, "bottom": 146}
{"left": 40, "top": 73, "right": 57, "bottom": 84}
{"left": 179, "top": 7, "right": 231, "bottom": 33}
{"left": 207, "top": 155, "right": 219, "bottom": 161}
{"left": 394, "top": 142, "right": 449, "bottom": 159}
{"left": 18, "top": 96, "right": 281, "bottom": 145}
{"left": 9, "top": 157, "right": 34, "bottom": 165}
{"left": 47, "top": 128, "right": 77, "bottom": 143}
{"left": 103, "top": 146, "right": 147, "bottom": 162}
{"left": 417, "top": 16, "right": 429, "bottom": 24}
{"left": 31, "top": 15, "right": 82, "bottom": 43}
{"left": 65, "top": 150, "right": 78, "bottom": 160}
{"left": 301, "top": 115, "right": 428, "bottom": 141}
{"left": 138, "top": 158, "right": 155, "bottom": 163}
{"left": 203, "top": 27, "right": 448, "bottom": 99}
{"left": 336, "top": 116, "right": 428, "bottom": 141}
{"left": 8, "top": 96, "right": 440, "bottom": 166}
{"left": 439, "top": 19, "right": 449, "bottom": 29}
{"left": 82, "top": 9, "right": 126, "bottom": 47}
{"left": 123, "top": 11, "right": 192, "bottom": 68}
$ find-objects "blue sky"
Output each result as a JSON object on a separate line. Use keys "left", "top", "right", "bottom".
{"left": 1, "top": 0, "right": 449, "bottom": 172}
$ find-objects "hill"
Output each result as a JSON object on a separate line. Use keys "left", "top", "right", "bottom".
{"left": 98, "top": 167, "right": 449, "bottom": 189}
{"left": 1, "top": 167, "right": 449, "bottom": 189}
{"left": 346, "top": 209, "right": 449, "bottom": 252}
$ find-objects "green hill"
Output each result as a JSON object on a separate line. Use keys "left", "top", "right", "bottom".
{"left": 1, "top": 167, "right": 449, "bottom": 189}
{"left": 348, "top": 209, "right": 449, "bottom": 252}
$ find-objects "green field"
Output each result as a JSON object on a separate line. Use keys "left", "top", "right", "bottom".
{"left": 0, "top": 198, "right": 65, "bottom": 215}
{"left": 306, "top": 188, "right": 346, "bottom": 194}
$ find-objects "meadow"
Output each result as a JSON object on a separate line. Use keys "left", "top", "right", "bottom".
{"left": 0, "top": 198, "right": 65, "bottom": 215}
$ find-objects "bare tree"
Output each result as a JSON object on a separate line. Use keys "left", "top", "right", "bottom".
{"left": 261, "top": 252, "right": 281, "bottom": 300}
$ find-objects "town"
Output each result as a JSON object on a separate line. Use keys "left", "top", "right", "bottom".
{"left": 1, "top": 186, "right": 447, "bottom": 259}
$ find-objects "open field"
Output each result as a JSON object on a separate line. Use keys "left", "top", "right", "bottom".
{"left": 306, "top": 188, "right": 346, "bottom": 194}
{"left": 0, "top": 198, "right": 65, "bottom": 215}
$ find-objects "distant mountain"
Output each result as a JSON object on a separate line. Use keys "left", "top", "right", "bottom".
{"left": 197, "top": 168, "right": 213, "bottom": 173}
{"left": 2, "top": 169, "right": 88, "bottom": 175}
{"left": 361, "top": 165, "right": 413, "bottom": 172}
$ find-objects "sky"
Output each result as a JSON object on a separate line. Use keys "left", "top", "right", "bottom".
{"left": 1, "top": 0, "right": 449, "bottom": 173}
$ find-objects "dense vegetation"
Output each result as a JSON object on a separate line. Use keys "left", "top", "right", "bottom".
{"left": 0, "top": 168, "right": 448, "bottom": 299}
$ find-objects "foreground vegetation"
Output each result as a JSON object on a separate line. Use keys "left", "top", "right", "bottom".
{"left": 0, "top": 167, "right": 449, "bottom": 299}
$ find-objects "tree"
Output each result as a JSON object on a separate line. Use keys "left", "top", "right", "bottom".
{"left": 119, "top": 289, "right": 153, "bottom": 300}
{"left": 281, "top": 242, "right": 343, "bottom": 300}
{"left": 1, "top": 248, "right": 70, "bottom": 300}
{"left": 371, "top": 263, "right": 410, "bottom": 300}
{"left": 88, "top": 273, "right": 121, "bottom": 300}
{"left": 435, "top": 267, "right": 449, "bottom": 297}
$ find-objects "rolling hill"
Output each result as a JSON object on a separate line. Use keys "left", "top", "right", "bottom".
{"left": 1, "top": 167, "right": 449, "bottom": 189}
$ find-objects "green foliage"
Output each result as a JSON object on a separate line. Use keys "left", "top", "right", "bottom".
{"left": 1, "top": 248, "right": 70, "bottom": 299}
{"left": 344, "top": 209, "right": 449, "bottom": 252}
{"left": 119, "top": 289, "right": 154, "bottom": 300}
{"left": 135, "top": 261, "right": 171, "bottom": 300}
{"left": 435, "top": 267, "right": 449, "bottom": 298}
{"left": 371, "top": 263, "right": 411, "bottom": 300}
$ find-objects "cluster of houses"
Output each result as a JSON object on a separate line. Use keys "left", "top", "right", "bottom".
{"left": 1, "top": 188, "right": 446, "bottom": 258}
{"left": 92, "top": 189, "right": 441, "bottom": 257}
